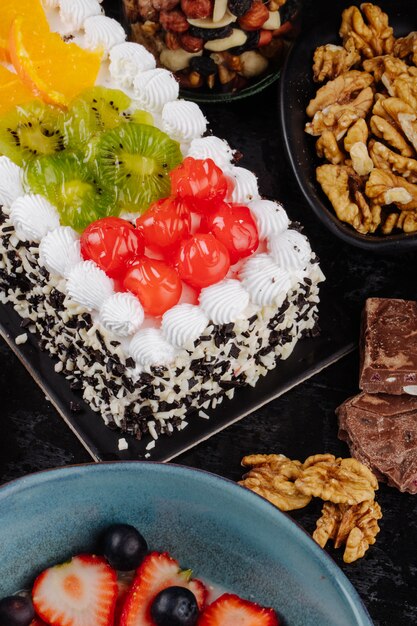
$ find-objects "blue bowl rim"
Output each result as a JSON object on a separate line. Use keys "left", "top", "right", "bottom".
{"left": 0, "top": 461, "right": 373, "bottom": 625}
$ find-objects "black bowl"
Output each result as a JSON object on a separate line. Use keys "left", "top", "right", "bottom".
{"left": 279, "top": 0, "right": 417, "bottom": 252}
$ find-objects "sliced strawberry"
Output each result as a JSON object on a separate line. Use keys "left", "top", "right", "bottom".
{"left": 120, "top": 551, "right": 207, "bottom": 626}
{"left": 198, "top": 593, "right": 279, "bottom": 626}
{"left": 32, "top": 554, "right": 118, "bottom": 626}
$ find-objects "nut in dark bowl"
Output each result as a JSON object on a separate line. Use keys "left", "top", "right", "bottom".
{"left": 120, "top": 0, "right": 302, "bottom": 101}
{"left": 279, "top": 0, "right": 417, "bottom": 252}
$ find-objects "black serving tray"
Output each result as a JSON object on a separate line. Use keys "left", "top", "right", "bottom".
{"left": 279, "top": 0, "right": 417, "bottom": 252}
{"left": 0, "top": 279, "right": 355, "bottom": 462}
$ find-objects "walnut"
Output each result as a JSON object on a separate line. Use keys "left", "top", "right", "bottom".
{"left": 313, "top": 40, "right": 361, "bottom": 83}
{"left": 314, "top": 499, "right": 382, "bottom": 563}
{"left": 398, "top": 113, "right": 417, "bottom": 153}
{"left": 391, "top": 74, "right": 417, "bottom": 110}
{"left": 339, "top": 3, "right": 394, "bottom": 60}
{"left": 365, "top": 168, "right": 417, "bottom": 209}
{"left": 239, "top": 454, "right": 312, "bottom": 511}
{"left": 306, "top": 87, "right": 374, "bottom": 140}
{"left": 381, "top": 210, "right": 399, "bottom": 234}
{"left": 370, "top": 115, "right": 414, "bottom": 157}
{"left": 316, "top": 164, "right": 375, "bottom": 233}
{"left": 349, "top": 142, "right": 373, "bottom": 176}
{"left": 344, "top": 118, "right": 368, "bottom": 151}
{"left": 294, "top": 454, "right": 378, "bottom": 505}
{"left": 394, "top": 32, "right": 417, "bottom": 66}
{"left": 306, "top": 70, "right": 374, "bottom": 117}
{"left": 363, "top": 55, "right": 410, "bottom": 84}
{"left": 369, "top": 140, "right": 417, "bottom": 184}
{"left": 398, "top": 210, "right": 417, "bottom": 233}
{"left": 316, "top": 131, "right": 345, "bottom": 164}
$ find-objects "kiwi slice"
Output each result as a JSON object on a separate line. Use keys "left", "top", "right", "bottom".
{"left": 24, "top": 152, "right": 116, "bottom": 232}
{"left": 64, "top": 86, "right": 136, "bottom": 148}
{"left": 93, "top": 123, "right": 182, "bottom": 213}
{"left": 0, "top": 101, "right": 66, "bottom": 166}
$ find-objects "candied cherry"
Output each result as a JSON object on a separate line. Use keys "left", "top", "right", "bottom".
{"left": 151, "top": 586, "right": 199, "bottom": 626}
{"left": 80, "top": 217, "right": 144, "bottom": 279}
{"left": 123, "top": 256, "right": 182, "bottom": 316}
{"left": 101, "top": 524, "right": 148, "bottom": 571}
{"left": 202, "top": 202, "right": 259, "bottom": 265}
{"left": 177, "top": 233, "right": 230, "bottom": 290}
{"left": 169, "top": 157, "right": 228, "bottom": 213}
{"left": 136, "top": 197, "right": 191, "bottom": 254}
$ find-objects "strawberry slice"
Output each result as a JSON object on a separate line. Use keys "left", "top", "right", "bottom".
{"left": 120, "top": 551, "right": 207, "bottom": 626}
{"left": 198, "top": 593, "right": 279, "bottom": 626}
{"left": 32, "top": 554, "right": 118, "bottom": 626}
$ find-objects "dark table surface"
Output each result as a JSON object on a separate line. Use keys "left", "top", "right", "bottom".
{"left": 2, "top": 0, "right": 417, "bottom": 624}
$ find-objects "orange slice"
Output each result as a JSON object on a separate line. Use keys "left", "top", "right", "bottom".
{"left": 9, "top": 17, "right": 102, "bottom": 109}
{"left": 0, "top": 65, "right": 36, "bottom": 115}
{"left": 0, "top": 0, "right": 48, "bottom": 62}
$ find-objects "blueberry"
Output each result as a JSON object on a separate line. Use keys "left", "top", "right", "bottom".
{"left": 0, "top": 596, "right": 35, "bottom": 626}
{"left": 228, "top": 0, "right": 252, "bottom": 17}
{"left": 188, "top": 25, "right": 233, "bottom": 40}
{"left": 150, "top": 586, "right": 199, "bottom": 626}
{"left": 189, "top": 56, "right": 217, "bottom": 77}
{"left": 101, "top": 523, "right": 148, "bottom": 571}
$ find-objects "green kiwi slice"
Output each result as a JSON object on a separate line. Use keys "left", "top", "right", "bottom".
{"left": 64, "top": 86, "right": 139, "bottom": 148}
{"left": 94, "top": 123, "right": 182, "bottom": 213}
{"left": 24, "top": 152, "right": 116, "bottom": 232}
{"left": 0, "top": 101, "right": 66, "bottom": 166}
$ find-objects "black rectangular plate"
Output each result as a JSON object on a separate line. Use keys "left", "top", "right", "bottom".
{"left": 0, "top": 280, "right": 355, "bottom": 462}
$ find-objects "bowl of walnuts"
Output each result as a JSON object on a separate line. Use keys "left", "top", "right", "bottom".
{"left": 120, "top": 0, "right": 302, "bottom": 101}
{"left": 280, "top": 0, "right": 417, "bottom": 251}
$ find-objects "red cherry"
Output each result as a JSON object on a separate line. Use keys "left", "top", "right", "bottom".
{"left": 176, "top": 233, "right": 230, "bottom": 290}
{"left": 80, "top": 217, "right": 144, "bottom": 279}
{"left": 202, "top": 202, "right": 259, "bottom": 265}
{"left": 123, "top": 256, "right": 182, "bottom": 316}
{"left": 169, "top": 157, "right": 228, "bottom": 213}
{"left": 136, "top": 197, "right": 191, "bottom": 254}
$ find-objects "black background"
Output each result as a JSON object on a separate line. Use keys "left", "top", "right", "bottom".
{"left": 1, "top": 0, "right": 417, "bottom": 624}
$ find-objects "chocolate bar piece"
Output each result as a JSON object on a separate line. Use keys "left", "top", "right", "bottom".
{"left": 337, "top": 392, "right": 417, "bottom": 493}
{"left": 359, "top": 298, "right": 417, "bottom": 395}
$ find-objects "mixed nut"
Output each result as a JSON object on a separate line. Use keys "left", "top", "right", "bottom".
{"left": 306, "top": 2, "right": 417, "bottom": 236}
{"left": 123, "top": 0, "right": 300, "bottom": 92}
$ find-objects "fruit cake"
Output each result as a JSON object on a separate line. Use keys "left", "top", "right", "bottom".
{"left": 0, "top": 0, "right": 324, "bottom": 449}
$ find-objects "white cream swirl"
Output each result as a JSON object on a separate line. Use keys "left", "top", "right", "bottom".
{"left": 0, "top": 157, "right": 24, "bottom": 208}
{"left": 227, "top": 166, "right": 260, "bottom": 204}
{"left": 240, "top": 253, "right": 292, "bottom": 307}
{"left": 187, "top": 136, "right": 234, "bottom": 171}
{"left": 10, "top": 194, "right": 60, "bottom": 242}
{"left": 268, "top": 230, "right": 312, "bottom": 271}
{"left": 66, "top": 260, "right": 114, "bottom": 311}
{"left": 133, "top": 68, "right": 179, "bottom": 114}
{"left": 199, "top": 279, "right": 249, "bottom": 324}
{"left": 83, "top": 15, "right": 126, "bottom": 56}
{"left": 248, "top": 199, "right": 289, "bottom": 239}
{"left": 60, "top": 0, "right": 102, "bottom": 32}
{"left": 129, "top": 328, "right": 177, "bottom": 366}
{"left": 162, "top": 101, "right": 207, "bottom": 143}
{"left": 109, "top": 42, "right": 156, "bottom": 89}
{"left": 99, "top": 292, "right": 144, "bottom": 337}
{"left": 42, "top": 0, "right": 59, "bottom": 8}
{"left": 161, "top": 304, "right": 208, "bottom": 349}
{"left": 39, "top": 227, "right": 81, "bottom": 277}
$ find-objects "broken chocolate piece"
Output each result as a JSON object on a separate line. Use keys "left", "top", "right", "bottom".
{"left": 360, "top": 298, "right": 417, "bottom": 395}
{"left": 337, "top": 392, "right": 417, "bottom": 494}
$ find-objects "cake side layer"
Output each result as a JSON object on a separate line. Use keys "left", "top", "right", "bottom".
{"left": 0, "top": 206, "right": 320, "bottom": 443}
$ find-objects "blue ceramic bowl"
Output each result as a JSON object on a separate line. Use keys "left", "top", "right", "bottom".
{"left": 0, "top": 462, "right": 373, "bottom": 625}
